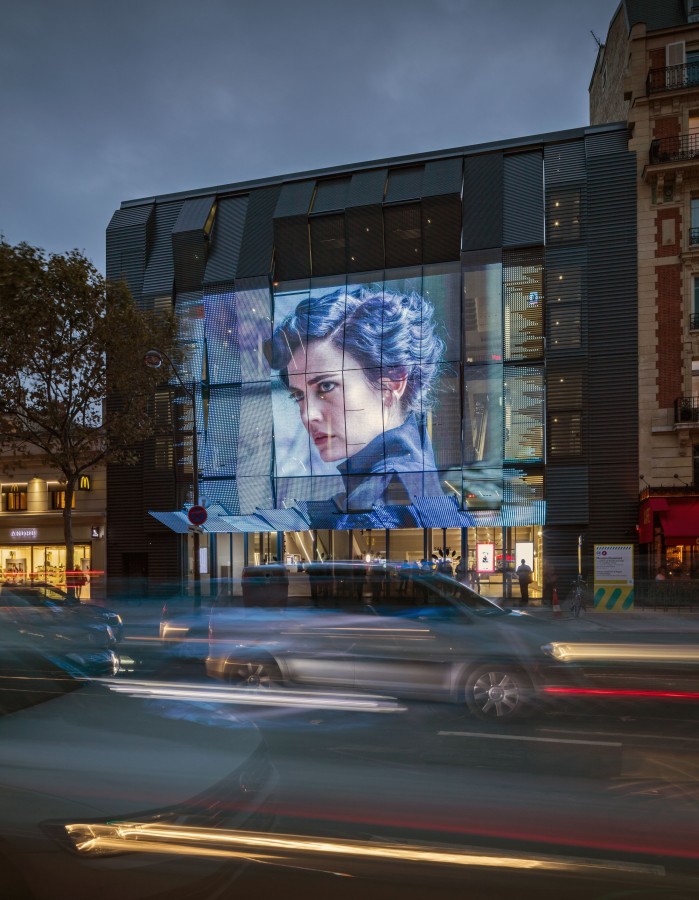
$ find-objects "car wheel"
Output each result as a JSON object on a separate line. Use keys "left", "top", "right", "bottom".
{"left": 226, "top": 657, "right": 280, "bottom": 689}
{"left": 464, "top": 665, "right": 530, "bottom": 720}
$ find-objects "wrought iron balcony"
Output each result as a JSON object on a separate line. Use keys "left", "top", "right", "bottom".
{"left": 647, "top": 62, "right": 699, "bottom": 94}
{"left": 649, "top": 132, "right": 699, "bottom": 165}
{"left": 675, "top": 396, "right": 699, "bottom": 424}
{"left": 691, "top": 314, "right": 699, "bottom": 331}
{"left": 690, "top": 228, "right": 699, "bottom": 247}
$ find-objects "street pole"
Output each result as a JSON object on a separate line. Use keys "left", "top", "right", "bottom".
{"left": 144, "top": 349, "right": 201, "bottom": 609}
{"left": 190, "top": 384, "right": 201, "bottom": 610}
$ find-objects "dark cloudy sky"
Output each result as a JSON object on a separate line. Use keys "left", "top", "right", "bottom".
{"left": 1, "top": 0, "right": 619, "bottom": 273}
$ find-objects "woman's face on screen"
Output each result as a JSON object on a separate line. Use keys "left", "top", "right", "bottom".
{"left": 286, "top": 339, "right": 404, "bottom": 462}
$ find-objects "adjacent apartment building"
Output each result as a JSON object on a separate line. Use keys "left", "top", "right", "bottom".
{"left": 591, "top": 0, "right": 699, "bottom": 577}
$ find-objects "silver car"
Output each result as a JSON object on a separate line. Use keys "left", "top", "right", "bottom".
{"left": 206, "top": 565, "right": 559, "bottom": 720}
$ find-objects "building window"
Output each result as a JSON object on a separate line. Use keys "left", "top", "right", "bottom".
{"left": 693, "top": 280, "right": 699, "bottom": 330}
{"left": 548, "top": 412, "right": 583, "bottom": 458}
{"left": 51, "top": 491, "right": 76, "bottom": 510}
{"left": 3, "top": 486, "right": 27, "bottom": 511}
{"left": 694, "top": 446, "right": 699, "bottom": 486}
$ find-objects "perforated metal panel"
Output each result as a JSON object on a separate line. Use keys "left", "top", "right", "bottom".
{"left": 346, "top": 205, "right": 384, "bottom": 271}
{"left": 310, "top": 213, "right": 346, "bottom": 276}
{"left": 422, "top": 195, "right": 462, "bottom": 263}
{"left": 462, "top": 154, "right": 503, "bottom": 251}
{"left": 384, "top": 203, "right": 422, "bottom": 267}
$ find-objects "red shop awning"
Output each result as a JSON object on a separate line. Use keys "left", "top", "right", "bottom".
{"left": 638, "top": 497, "right": 668, "bottom": 544}
{"left": 657, "top": 499, "right": 699, "bottom": 544}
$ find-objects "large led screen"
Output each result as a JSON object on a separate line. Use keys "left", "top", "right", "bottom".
{"left": 201, "top": 265, "right": 518, "bottom": 515}
{"left": 269, "top": 271, "right": 460, "bottom": 511}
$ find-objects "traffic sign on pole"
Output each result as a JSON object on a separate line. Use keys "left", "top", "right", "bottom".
{"left": 187, "top": 505, "right": 208, "bottom": 526}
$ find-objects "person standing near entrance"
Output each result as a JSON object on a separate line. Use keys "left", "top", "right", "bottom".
{"left": 516, "top": 559, "right": 533, "bottom": 606}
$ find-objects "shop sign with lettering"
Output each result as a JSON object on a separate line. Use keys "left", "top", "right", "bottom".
{"left": 10, "top": 528, "right": 38, "bottom": 540}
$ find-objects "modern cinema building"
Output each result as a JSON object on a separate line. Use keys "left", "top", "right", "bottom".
{"left": 106, "top": 122, "right": 637, "bottom": 602}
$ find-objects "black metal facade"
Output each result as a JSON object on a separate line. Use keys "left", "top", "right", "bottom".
{"left": 106, "top": 123, "right": 638, "bottom": 591}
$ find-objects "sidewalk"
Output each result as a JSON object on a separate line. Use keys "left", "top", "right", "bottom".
{"left": 488, "top": 600, "right": 699, "bottom": 632}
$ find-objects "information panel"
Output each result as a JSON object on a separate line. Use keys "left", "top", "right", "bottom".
{"left": 593, "top": 544, "right": 634, "bottom": 612}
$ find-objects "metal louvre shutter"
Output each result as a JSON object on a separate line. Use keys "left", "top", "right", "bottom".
{"left": 203, "top": 195, "right": 249, "bottom": 285}
{"left": 347, "top": 169, "right": 387, "bottom": 206}
{"left": 142, "top": 201, "right": 183, "bottom": 298}
{"left": 547, "top": 364, "right": 586, "bottom": 460}
{"left": 172, "top": 196, "right": 216, "bottom": 292}
{"left": 312, "top": 177, "right": 350, "bottom": 213}
{"left": 584, "top": 127, "right": 630, "bottom": 157}
{"left": 544, "top": 141, "right": 586, "bottom": 184}
{"left": 346, "top": 205, "right": 384, "bottom": 272}
{"left": 106, "top": 204, "right": 154, "bottom": 301}
{"left": 545, "top": 466, "right": 589, "bottom": 524}
{"left": 385, "top": 165, "right": 424, "bottom": 202}
{"left": 586, "top": 151, "right": 637, "bottom": 460}
{"left": 273, "top": 180, "right": 315, "bottom": 281}
{"left": 462, "top": 154, "right": 503, "bottom": 251}
{"left": 503, "top": 151, "right": 544, "bottom": 247}
{"left": 384, "top": 202, "right": 422, "bottom": 268}
{"left": 237, "top": 185, "right": 281, "bottom": 278}
{"left": 585, "top": 148, "right": 637, "bottom": 544}
{"left": 423, "top": 157, "right": 463, "bottom": 197}
{"left": 545, "top": 248, "right": 586, "bottom": 355}
{"left": 546, "top": 186, "right": 585, "bottom": 245}
{"left": 310, "top": 213, "right": 346, "bottom": 276}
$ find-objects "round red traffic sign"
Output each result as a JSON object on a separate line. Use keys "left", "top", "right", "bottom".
{"left": 187, "top": 505, "right": 208, "bottom": 526}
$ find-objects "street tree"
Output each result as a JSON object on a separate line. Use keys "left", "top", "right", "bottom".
{"left": 0, "top": 241, "right": 178, "bottom": 580}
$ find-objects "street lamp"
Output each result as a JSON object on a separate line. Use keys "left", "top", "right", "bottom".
{"left": 144, "top": 348, "right": 201, "bottom": 608}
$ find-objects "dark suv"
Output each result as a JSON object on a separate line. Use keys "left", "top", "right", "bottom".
{"left": 0, "top": 584, "right": 119, "bottom": 676}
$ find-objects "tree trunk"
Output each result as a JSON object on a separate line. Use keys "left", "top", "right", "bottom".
{"left": 63, "top": 479, "right": 76, "bottom": 596}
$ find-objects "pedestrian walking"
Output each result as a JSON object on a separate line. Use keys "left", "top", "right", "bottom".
{"left": 516, "top": 558, "right": 533, "bottom": 606}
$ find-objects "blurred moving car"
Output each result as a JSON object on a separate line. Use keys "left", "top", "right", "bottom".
{"left": 204, "top": 563, "right": 699, "bottom": 721}
{"left": 205, "top": 564, "right": 559, "bottom": 720}
{"left": 0, "top": 584, "right": 120, "bottom": 677}
{"left": 15, "top": 582, "right": 125, "bottom": 642}
{"left": 0, "top": 647, "right": 277, "bottom": 900}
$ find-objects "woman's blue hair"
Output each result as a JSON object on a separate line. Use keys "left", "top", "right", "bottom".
{"left": 268, "top": 286, "right": 445, "bottom": 414}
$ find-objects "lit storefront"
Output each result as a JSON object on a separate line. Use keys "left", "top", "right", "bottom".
{"left": 0, "top": 475, "right": 106, "bottom": 598}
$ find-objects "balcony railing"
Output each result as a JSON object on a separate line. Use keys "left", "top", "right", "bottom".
{"left": 691, "top": 314, "right": 699, "bottom": 330}
{"left": 647, "top": 62, "right": 699, "bottom": 94}
{"left": 690, "top": 228, "right": 699, "bottom": 247}
{"left": 649, "top": 132, "right": 699, "bottom": 165}
{"left": 675, "top": 396, "right": 699, "bottom": 423}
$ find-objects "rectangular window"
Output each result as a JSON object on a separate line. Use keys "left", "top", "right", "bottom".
{"left": 694, "top": 446, "right": 699, "bottom": 486}
{"left": 693, "top": 281, "right": 699, "bottom": 330}
{"left": 3, "top": 489, "right": 27, "bottom": 511}
{"left": 691, "top": 199, "right": 699, "bottom": 247}
{"left": 51, "top": 492, "right": 76, "bottom": 510}
{"left": 547, "top": 189, "right": 582, "bottom": 244}
{"left": 549, "top": 412, "right": 583, "bottom": 458}
{"left": 503, "top": 249, "right": 544, "bottom": 361}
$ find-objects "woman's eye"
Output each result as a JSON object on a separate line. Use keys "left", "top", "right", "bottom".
{"left": 289, "top": 392, "right": 304, "bottom": 404}
{"left": 318, "top": 381, "right": 336, "bottom": 394}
